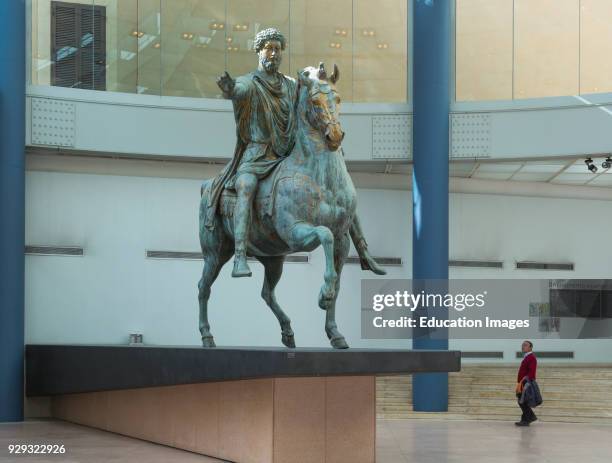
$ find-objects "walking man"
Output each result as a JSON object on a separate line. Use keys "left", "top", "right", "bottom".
{"left": 515, "top": 340, "right": 538, "bottom": 426}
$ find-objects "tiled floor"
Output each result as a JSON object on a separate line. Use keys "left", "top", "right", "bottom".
{"left": 1, "top": 418, "right": 611, "bottom": 463}
{"left": 377, "top": 419, "right": 612, "bottom": 463}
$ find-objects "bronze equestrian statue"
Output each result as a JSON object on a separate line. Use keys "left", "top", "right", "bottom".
{"left": 199, "top": 28, "right": 385, "bottom": 349}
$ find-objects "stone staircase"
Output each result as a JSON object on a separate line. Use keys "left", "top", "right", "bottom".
{"left": 377, "top": 364, "right": 612, "bottom": 424}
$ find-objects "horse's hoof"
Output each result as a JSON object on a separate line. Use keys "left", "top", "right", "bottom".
{"left": 202, "top": 336, "right": 216, "bottom": 348}
{"left": 330, "top": 336, "right": 349, "bottom": 349}
{"left": 282, "top": 334, "right": 296, "bottom": 348}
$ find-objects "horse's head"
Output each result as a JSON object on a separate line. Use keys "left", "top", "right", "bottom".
{"left": 298, "top": 62, "right": 344, "bottom": 152}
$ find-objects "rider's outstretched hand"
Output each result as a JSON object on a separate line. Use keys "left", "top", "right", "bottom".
{"left": 216, "top": 71, "right": 236, "bottom": 97}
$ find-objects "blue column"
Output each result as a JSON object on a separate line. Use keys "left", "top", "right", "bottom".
{"left": 411, "top": 0, "right": 450, "bottom": 411}
{"left": 0, "top": 0, "right": 26, "bottom": 422}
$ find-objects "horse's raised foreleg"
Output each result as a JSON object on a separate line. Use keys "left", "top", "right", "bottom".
{"left": 289, "top": 223, "right": 338, "bottom": 308}
{"left": 198, "top": 248, "right": 232, "bottom": 347}
{"left": 323, "top": 232, "right": 350, "bottom": 349}
{"left": 256, "top": 255, "right": 295, "bottom": 348}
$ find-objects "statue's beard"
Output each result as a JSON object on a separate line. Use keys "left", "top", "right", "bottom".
{"left": 260, "top": 56, "right": 280, "bottom": 72}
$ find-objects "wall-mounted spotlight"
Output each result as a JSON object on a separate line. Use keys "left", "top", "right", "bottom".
{"left": 233, "top": 23, "right": 249, "bottom": 32}
{"left": 585, "top": 157, "right": 598, "bottom": 173}
{"left": 209, "top": 22, "right": 225, "bottom": 31}
{"left": 602, "top": 156, "right": 612, "bottom": 169}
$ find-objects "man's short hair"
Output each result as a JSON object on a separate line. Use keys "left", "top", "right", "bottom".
{"left": 254, "top": 28, "right": 286, "bottom": 52}
{"left": 524, "top": 340, "right": 533, "bottom": 349}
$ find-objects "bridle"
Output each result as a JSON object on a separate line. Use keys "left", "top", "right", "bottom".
{"left": 296, "top": 79, "right": 344, "bottom": 143}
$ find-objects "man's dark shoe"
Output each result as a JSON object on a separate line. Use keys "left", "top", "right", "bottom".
{"left": 515, "top": 421, "right": 530, "bottom": 426}
{"left": 528, "top": 415, "right": 538, "bottom": 423}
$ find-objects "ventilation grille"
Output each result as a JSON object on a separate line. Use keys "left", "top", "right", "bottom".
{"left": 51, "top": 1, "right": 106, "bottom": 91}
{"left": 450, "top": 113, "right": 491, "bottom": 158}
{"left": 25, "top": 245, "right": 83, "bottom": 256}
{"left": 461, "top": 351, "right": 504, "bottom": 359}
{"left": 516, "top": 261, "right": 574, "bottom": 271}
{"left": 346, "top": 256, "right": 402, "bottom": 266}
{"left": 372, "top": 115, "right": 412, "bottom": 160}
{"left": 449, "top": 260, "right": 503, "bottom": 269}
{"left": 516, "top": 351, "right": 574, "bottom": 359}
{"left": 31, "top": 98, "right": 76, "bottom": 147}
{"left": 146, "top": 250, "right": 309, "bottom": 263}
{"left": 146, "top": 250, "right": 202, "bottom": 260}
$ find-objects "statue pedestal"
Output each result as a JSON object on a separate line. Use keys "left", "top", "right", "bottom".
{"left": 26, "top": 345, "right": 461, "bottom": 462}
{"left": 52, "top": 376, "right": 375, "bottom": 463}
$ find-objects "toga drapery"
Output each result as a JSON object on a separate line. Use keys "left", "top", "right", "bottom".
{"left": 204, "top": 70, "right": 298, "bottom": 230}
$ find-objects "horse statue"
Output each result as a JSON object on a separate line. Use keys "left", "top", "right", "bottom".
{"left": 198, "top": 63, "right": 375, "bottom": 349}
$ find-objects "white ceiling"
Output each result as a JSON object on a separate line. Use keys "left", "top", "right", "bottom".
{"left": 468, "top": 157, "right": 612, "bottom": 186}
{"left": 348, "top": 157, "right": 612, "bottom": 187}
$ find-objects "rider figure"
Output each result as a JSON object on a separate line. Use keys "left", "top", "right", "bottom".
{"left": 211, "top": 28, "right": 385, "bottom": 278}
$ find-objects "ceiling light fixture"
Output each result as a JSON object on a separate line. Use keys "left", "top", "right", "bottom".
{"left": 585, "top": 157, "right": 598, "bottom": 173}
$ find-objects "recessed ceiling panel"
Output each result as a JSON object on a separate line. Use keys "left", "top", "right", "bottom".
{"left": 477, "top": 162, "right": 523, "bottom": 173}
{"left": 550, "top": 173, "right": 594, "bottom": 184}
{"left": 519, "top": 162, "right": 568, "bottom": 174}
{"left": 511, "top": 172, "right": 554, "bottom": 182}
{"left": 471, "top": 171, "right": 515, "bottom": 180}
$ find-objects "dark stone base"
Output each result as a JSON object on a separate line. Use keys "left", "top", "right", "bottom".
{"left": 26, "top": 344, "right": 461, "bottom": 396}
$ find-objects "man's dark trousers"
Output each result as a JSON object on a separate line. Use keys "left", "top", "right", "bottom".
{"left": 517, "top": 393, "right": 536, "bottom": 422}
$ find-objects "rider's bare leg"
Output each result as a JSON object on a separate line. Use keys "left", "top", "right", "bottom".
{"left": 349, "top": 215, "right": 386, "bottom": 275}
{"left": 232, "top": 173, "right": 258, "bottom": 277}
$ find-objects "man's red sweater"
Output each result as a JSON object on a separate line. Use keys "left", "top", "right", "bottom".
{"left": 517, "top": 352, "right": 537, "bottom": 382}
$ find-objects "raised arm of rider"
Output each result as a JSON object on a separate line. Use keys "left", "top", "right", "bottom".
{"left": 231, "top": 77, "right": 249, "bottom": 100}
{"left": 217, "top": 72, "right": 248, "bottom": 101}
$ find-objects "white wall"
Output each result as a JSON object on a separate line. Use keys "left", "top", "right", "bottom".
{"left": 24, "top": 169, "right": 612, "bottom": 362}
{"left": 449, "top": 192, "right": 612, "bottom": 363}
